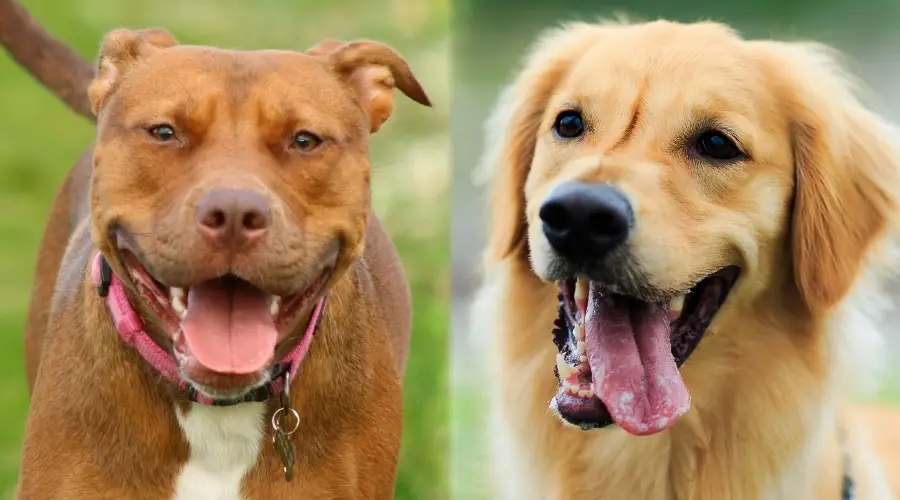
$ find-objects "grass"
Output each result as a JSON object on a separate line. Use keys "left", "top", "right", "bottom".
{"left": 0, "top": 0, "right": 448, "bottom": 499}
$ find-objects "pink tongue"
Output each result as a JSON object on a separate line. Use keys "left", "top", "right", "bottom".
{"left": 585, "top": 284, "right": 690, "bottom": 436}
{"left": 180, "top": 279, "right": 277, "bottom": 374}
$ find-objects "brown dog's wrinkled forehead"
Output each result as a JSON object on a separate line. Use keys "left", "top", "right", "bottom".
{"left": 107, "top": 46, "right": 367, "bottom": 137}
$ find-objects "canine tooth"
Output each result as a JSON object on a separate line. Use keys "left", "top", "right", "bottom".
{"left": 171, "top": 293, "right": 187, "bottom": 320}
{"left": 579, "top": 355, "right": 587, "bottom": 363}
{"left": 269, "top": 296, "right": 282, "bottom": 317}
{"left": 574, "top": 279, "right": 588, "bottom": 300}
{"left": 556, "top": 353, "right": 576, "bottom": 379}
{"left": 573, "top": 324, "right": 585, "bottom": 342}
{"left": 669, "top": 294, "right": 685, "bottom": 313}
{"left": 576, "top": 341, "right": 586, "bottom": 355}
{"left": 171, "top": 287, "right": 185, "bottom": 301}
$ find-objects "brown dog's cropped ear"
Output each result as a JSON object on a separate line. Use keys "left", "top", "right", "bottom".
{"left": 88, "top": 28, "right": 179, "bottom": 116}
{"left": 480, "top": 23, "right": 604, "bottom": 264}
{"left": 769, "top": 42, "right": 899, "bottom": 311}
{"left": 321, "top": 40, "right": 430, "bottom": 133}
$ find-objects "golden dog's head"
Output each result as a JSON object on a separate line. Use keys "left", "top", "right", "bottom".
{"left": 88, "top": 29, "right": 429, "bottom": 399}
{"left": 484, "top": 20, "right": 897, "bottom": 434}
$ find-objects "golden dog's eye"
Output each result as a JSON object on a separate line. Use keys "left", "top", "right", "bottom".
{"left": 292, "top": 132, "right": 323, "bottom": 152}
{"left": 696, "top": 131, "right": 743, "bottom": 161}
{"left": 553, "top": 110, "right": 585, "bottom": 139}
{"left": 147, "top": 124, "right": 177, "bottom": 142}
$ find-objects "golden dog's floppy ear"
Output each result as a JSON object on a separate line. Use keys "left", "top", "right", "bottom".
{"left": 480, "top": 22, "right": 604, "bottom": 264}
{"left": 766, "top": 42, "right": 899, "bottom": 311}
{"left": 316, "top": 40, "right": 430, "bottom": 133}
{"left": 88, "top": 28, "right": 179, "bottom": 116}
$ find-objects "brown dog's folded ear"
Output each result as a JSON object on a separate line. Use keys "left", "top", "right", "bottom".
{"left": 319, "top": 40, "right": 430, "bottom": 133}
{"left": 88, "top": 28, "right": 179, "bottom": 116}
{"left": 770, "top": 42, "right": 899, "bottom": 311}
{"left": 480, "top": 23, "right": 604, "bottom": 264}
{"left": 305, "top": 39, "right": 345, "bottom": 58}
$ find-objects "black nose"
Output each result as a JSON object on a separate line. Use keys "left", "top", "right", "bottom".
{"left": 539, "top": 181, "right": 633, "bottom": 260}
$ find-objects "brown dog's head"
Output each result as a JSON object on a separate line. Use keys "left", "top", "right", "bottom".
{"left": 484, "top": 20, "right": 897, "bottom": 434}
{"left": 88, "top": 28, "right": 429, "bottom": 399}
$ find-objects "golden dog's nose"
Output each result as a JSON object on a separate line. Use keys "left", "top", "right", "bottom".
{"left": 539, "top": 181, "right": 633, "bottom": 261}
{"left": 195, "top": 188, "right": 270, "bottom": 249}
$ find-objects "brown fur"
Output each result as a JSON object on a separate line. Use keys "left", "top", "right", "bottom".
{"left": 478, "top": 19, "right": 900, "bottom": 499}
{"left": 14, "top": 24, "right": 429, "bottom": 499}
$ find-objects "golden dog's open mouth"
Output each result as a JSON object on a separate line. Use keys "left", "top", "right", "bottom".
{"left": 551, "top": 266, "right": 740, "bottom": 434}
{"left": 119, "top": 249, "right": 330, "bottom": 382}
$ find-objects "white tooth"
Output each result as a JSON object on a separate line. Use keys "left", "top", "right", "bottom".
{"left": 579, "top": 355, "right": 588, "bottom": 363}
{"left": 574, "top": 279, "right": 588, "bottom": 300}
{"left": 269, "top": 296, "right": 282, "bottom": 317}
{"left": 573, "top": 324, "right": 585, "bottom": 342}
{"left": 171, "top": 292, "right": 187, "bottom": 320}
{"left": 578, "top": 389, "right": 592, "bottom": 399}
{"left": 576, "top": 341, "right": 587, "bottom": 355}
{"left": 669, "top": 294, "right": 686, "bottom": 313}
{"left": 556, "top": 353, "right": 575, "bottom": 379}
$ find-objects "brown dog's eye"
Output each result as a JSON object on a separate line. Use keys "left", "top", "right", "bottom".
{"left": 292, "top": 132, "right": 323, "bottom": 152}
{"left": 696, "top": 131, "right": 743, "bottom": 161}
{"left": 553, "top": 110, "right": 585, "bottom": 139}
{"left": 147, "top": 124, "right": 177, "bottom": 142}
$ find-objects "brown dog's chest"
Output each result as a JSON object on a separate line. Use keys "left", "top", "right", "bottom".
{"left": 20, "top": 381, "right": 399, "bottom": 500}
{"left": 19, "top": 284, "right": 403, "bottom": 500}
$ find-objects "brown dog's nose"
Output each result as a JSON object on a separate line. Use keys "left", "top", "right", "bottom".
{"left": 195, "top": 189, "right": 270, "bottom": 248}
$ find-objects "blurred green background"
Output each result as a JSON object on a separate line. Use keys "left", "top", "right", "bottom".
{"left": 451, "top": 1, "right": 900, "bottom": 499}
{"left": 0, "top": 0, "right": 448, "bottom": 499}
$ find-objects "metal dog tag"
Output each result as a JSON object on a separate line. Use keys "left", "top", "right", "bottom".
{"left": 273, "top": 427, "right": 296, "bottom": 482}
{"left": 271, "top": 374, "right": 300, "bottom": 482}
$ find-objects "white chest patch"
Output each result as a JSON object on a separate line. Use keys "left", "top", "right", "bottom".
{"left": 172, "top": 402, "right": 266, "bottom": 500}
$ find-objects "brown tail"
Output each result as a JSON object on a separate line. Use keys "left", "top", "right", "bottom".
{"left": 0, "top": 0, "right": 95, "bottom": 121}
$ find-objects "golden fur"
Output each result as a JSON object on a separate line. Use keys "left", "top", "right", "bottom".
{"left": 475, "top": 19, "right": 900, "bottom": 499}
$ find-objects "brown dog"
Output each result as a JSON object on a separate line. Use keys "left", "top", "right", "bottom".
{"left": 475, "top": 19, "right": 900, "bottom": 499}
{"left": 4, "top": 4, "right": 430, "bottom": 498}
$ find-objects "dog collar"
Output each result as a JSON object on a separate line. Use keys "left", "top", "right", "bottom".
{"left": 90, "top": 252, "right": 326, "bottom": 406}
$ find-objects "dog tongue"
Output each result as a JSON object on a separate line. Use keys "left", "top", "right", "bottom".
{"left": 181, "top": 279, "right": 276, "bottom": 374}
{"left": 585, "top": 283, "right": 690, "bottom": 435}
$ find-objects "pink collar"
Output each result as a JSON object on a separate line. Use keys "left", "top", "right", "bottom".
{"left": 90, "top": 252, "right": 326, "bottom": 406}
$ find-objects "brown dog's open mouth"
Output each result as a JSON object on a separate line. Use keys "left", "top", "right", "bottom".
{"left": 551, "top": 266, "right": 740, "bottom": 434}
{"left": 119, "top": 250, "right": 330, "bottom": 377}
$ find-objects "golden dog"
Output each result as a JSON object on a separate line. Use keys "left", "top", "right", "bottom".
{"left": 2, "top": 2, "right": 430, "bottom": 497}
{"left": 475, "top": 19, "right": 900, "bottom": 499}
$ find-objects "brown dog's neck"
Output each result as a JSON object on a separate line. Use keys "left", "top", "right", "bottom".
{"left": 40, "top": 250, "right": 377, "bottom": 436}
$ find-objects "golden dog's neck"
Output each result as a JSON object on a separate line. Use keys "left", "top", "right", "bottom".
{"left": 488, "top": 256, "right": 843, "bottom": 499}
